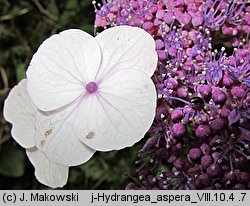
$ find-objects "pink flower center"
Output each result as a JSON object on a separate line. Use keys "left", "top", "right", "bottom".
{"left": 85, "top": 82, "right": 98, "bottom": 94}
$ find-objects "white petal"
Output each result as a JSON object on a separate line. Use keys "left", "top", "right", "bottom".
{"left": 3, "top": 79, "right": 36, "bottom": 148}
{"left": 75, "top": 69, "right": 157, "bottom": 151}
{"left": 95, "top": 26, "right": 158, "bottom": 81}
{"left": 34, "top": 101, "right": 95, "bottom": 166}
{"left": 26, "top": 147, "right": 68, "bottom": 188}
{"left": 27, "top": 29, "right": 102, "bottom": 111}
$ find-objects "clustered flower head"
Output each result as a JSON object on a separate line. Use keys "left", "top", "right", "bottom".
{"left": 95, "top": 0, "right": 250, "bottom": 189}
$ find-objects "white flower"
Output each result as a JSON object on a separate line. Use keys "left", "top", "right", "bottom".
{"left": 3, "top": 26, "right": 158, "bottom": 188}
{"left": 3, "top": 80, "right": 70, "bottom": 188}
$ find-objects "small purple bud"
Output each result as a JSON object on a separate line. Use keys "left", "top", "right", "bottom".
{"left": 222, "top": 74, "right": 234, "bottom": 87}
{"left": 155, "top": 39, "right": 164, "bottom": 50}
{"left": 181, "top": 13, "right": 192, "bottom": 26}
{"left": 163, "top": 12, "right": 173, "bottom": 24}
{"left": 171, "top": 109, "right": 184, "bottom": 122}
{"left": 201, "top": 155, "right": 213, "bottom": 169}
{"left": 145, "top": 13, "right": 153, "bottom": 21}
{"left": 197, "top": 85, "right": 212, "bottom": 99}
{"left": 157, "top": 50, "right": 166, "bottom": 61}
{"left": 172, "top": 123, "right": 186, "bottom": 139}
{"left": 212, "top": 90, "right": 227, "bottom": 104}
{"left": 191, "top": 12, "right": 203, "bottom": 27}
{"left": 166, "top": 78, "right": 179, "bottom": 89}
{"left": 196, "top": 173, "right": 211, "bottom": 187}
{"left": 206, "top": 164, "right": 223, "bottom": 178}
{"left": 231, "top": 86, "right": 245, "bottom": 99}
{"left": 212, "top": 152, "right": 221, "bottom": 162}
{"left": 195, "top": 125, "right": 212, "bottom": 140}
{"left": 173, "top": 158, "right": 185, "bottom": 170}
{"left": 156, "top": 9, "right": 165, "bottom": 19}
{"left": 210, "top": 118, "right": 224, "bottom": 131}
{"left": 148, "top": 5, "right": 158, "bottom": 13}
{"left": 188, "top": 148, "right": 202, "bottom": 162}
{"left": 142, "top": 22, "right": 154, "bottom": 30}
{"left": 220, "top": 107, "right": 231, "bottom": 118}
{"left": 200, "top": 143, "right": 211, "bottom": 155}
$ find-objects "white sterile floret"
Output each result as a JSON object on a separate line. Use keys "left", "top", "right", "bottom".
{"left": 4, "top": 25, "right": 158, "bottom": 187}
{"left": 26, "top": 147, "right": 68, "bottom": 188}
{"left": 26, "top": 25, "right": 158, "bottom": 152}
{"left": 3, "top": 79, "right": 74, "bottom": 188}
{"left": 3, "top": 80, "right": 36, "bottom": 148}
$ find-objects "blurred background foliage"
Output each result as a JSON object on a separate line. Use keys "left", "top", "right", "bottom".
{"left": 0, "top": 0, "right": 139, "bottom": 189}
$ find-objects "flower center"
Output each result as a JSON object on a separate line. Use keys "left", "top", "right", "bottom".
{"left": 85, "top": 82, "right": 98, "bottom": 94}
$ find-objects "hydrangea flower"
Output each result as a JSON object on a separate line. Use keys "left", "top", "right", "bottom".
{"left": 3, "top": 26, "right": 158, "bottom": 188}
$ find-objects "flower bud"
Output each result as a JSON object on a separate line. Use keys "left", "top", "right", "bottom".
{"left": 188, "top": 148, "right": 202, "bottom": 162}
{"left": 231, "top": 86, "right": 245, "bottom": 99}
{"left": 212, "top": 90, "right": 226, "bottom": 104}
{"left": 210, "top": 118, "right": 224, "bottom": 131}
{"left": 173, "top": 158, "right": 185, "bottom": 170}
{"left": 201, "top": 155, "right": 213, "bottom": 169}
{"left": 200, "top": 143, "right": 211, "bottom": 155}
{"left": 195, "top": 124, "right": 212, "bottom": 140}
{"left": 172, "top": 123, "right": 186, "bottom": 139}
{"left": 171, "top": 109, "right": 184, "bottom": 122}
{"left": 196, "top": 173, "right": 211, "bottom": 187}
{"left": 206, "top": 164, "right": 223, "bottom": 178}
{"left": 197, "top": 85, "right": 212, "bottom": 99}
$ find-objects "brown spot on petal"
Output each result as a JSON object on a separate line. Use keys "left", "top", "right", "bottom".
{"left": 40, "top": 140, "right": 45, "bottom": 147}
{"left": 44, "top": 128, "right": 52, "bottom": 138}
{"left": 86, "top": 131, "right": 95, "bottom": 139}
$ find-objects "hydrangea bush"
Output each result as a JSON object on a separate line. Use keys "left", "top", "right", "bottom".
{"left": 95, "top": 0, "right": 250, "bottom": 189}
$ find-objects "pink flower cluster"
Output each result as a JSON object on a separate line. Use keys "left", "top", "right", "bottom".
{"left": 95, "top": 0, "right": 250, "bottom": 189}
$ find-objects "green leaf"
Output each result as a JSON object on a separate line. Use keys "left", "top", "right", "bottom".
{"left": 0, "top": 142, "right": 25, "bottom": 177}
{"left": 186, "top": 125, "right": 193, "bottom": 138}
{"left": 15, "top": 63, "right": 26, "bottom": 82}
